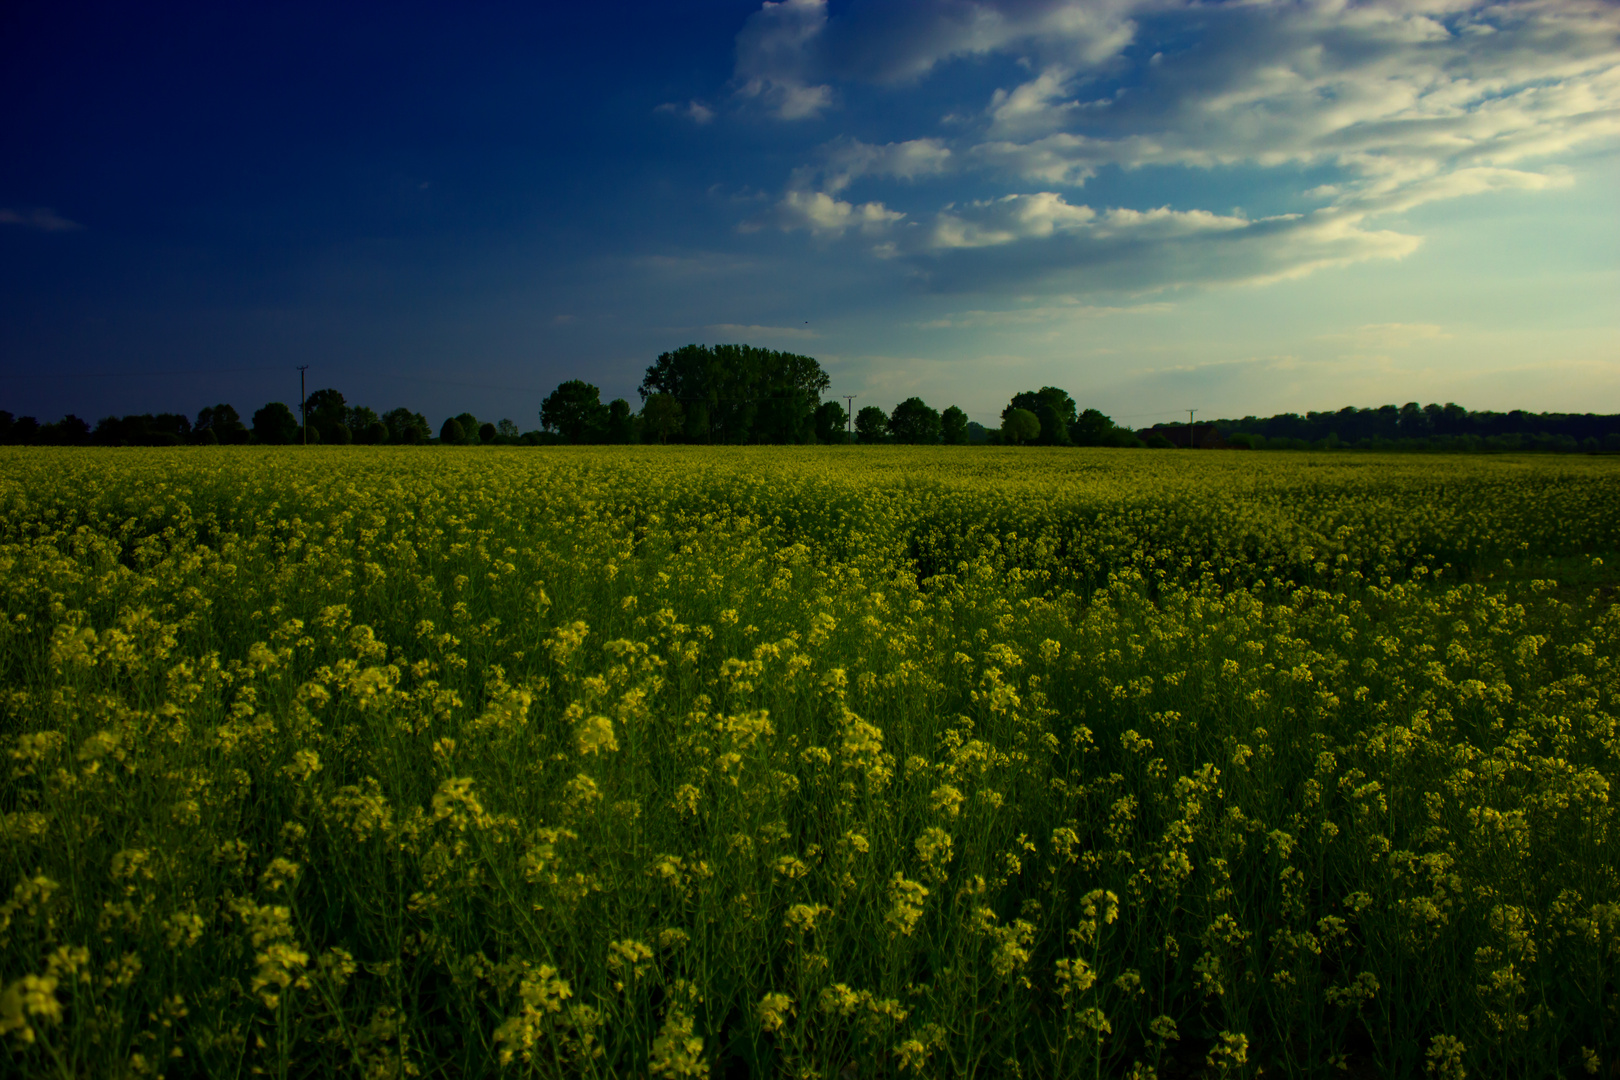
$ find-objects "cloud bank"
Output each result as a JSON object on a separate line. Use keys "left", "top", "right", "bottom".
{"left": 733, "top": 0, "right": 1620, "bottom": 294}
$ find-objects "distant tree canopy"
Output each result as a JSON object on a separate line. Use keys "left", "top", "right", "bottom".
{"left": 855, "top": 406, "right": 889, "bottom": 444}
{"left": 639, "top": 344, "right": 831, "bottom": 444}
{"left": 541, "top": 380, "right": 609, "bottom": 444}
{"left": 384, "top": 408, "right": 431, "bottom": 444}
{"left": 13, "top": 362, "right": 1620, "bottom": 455}
{"left": 814, "top": 400, "right": 848, "bottom": 444}
{"left": 888, "top": 398, "right": 942, "bottom": 445}
{"left": 195, "top": 404, "right": 248, "bottom": 444}
{"left": 640, "top": 394, "right": 684, "bottom": 444}
{"left": 1005, "top": 387, "right": 1077, "bottom": 446}
{"left": 252, "top": 403, "right": 299, "bottom": 445}
{"left": 1217, "top": 402, "right": 1620, "bottom": 451}
{"left": 1002, "top": 408, "right": 1041, "bottom": 445}
{"left": 304, "top": 388, "right": 349, "bottom": 442}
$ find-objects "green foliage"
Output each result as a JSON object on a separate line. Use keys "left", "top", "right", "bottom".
{"left": 439, "top": 417, "right": 465, "bottom": 444}
{"left": 251, "top": 402, "right": 299, "bottom": 445}
{"left": 941, "top": 405, "right": 969, "bottom": 445}
{"left": 347, "top": 405, "right": 383, "bottom": 442}
{"left": 541, "top": 380, "right": 609, "bottom": 444}
{"left": 606, "top": 399, "right": 638, "bottom": 445}
{"left": 304, "top": 388, "right": 349, "bottom": 443}
{"left": 1070, "top": 408, "right": 1117, "bottom": 446}
{"left": 641, "top": 394, "right": 685, "bottom": 444}
{"left": 855, "top": 405, "right": 889, "bottom": 444}
{"left": 639, "top": 343, "right": 830, "bottom": 444}
{"left": 887, "top": 398, "right": 942, "bottom": 444}
{"left": 814, "top": 400, "right": 848, "bottom": 444}
{"left": 1008, "top": 388, "right": 1078, "bottom": 445}
{"left": 195, "top": 403, "right": 248, "bottom": 444}
{"left": 1002, "top": 407, "right": 1041, "bottom": 445}
{"left": 383, "top": 408, "right": 431, "bottom": 445}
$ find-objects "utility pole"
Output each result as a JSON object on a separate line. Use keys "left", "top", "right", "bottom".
{"left": 297, "top": 366, "right": 310, "bottom": 444}
{"left": 1187, "top": 408, "right": 1197, "bottom": 449}
{"left": 843, "top": 395, "right": 857, "bottom": 439}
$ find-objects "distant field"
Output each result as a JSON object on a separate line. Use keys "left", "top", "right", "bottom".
{"left": 2, "top": 447, "right": 1617, "bottom": 1078}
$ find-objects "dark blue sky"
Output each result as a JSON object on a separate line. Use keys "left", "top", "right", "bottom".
{"left": 4, "top": 1, "right": 1617, "bottom": 428}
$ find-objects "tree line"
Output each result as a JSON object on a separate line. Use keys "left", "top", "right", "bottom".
{"left": 6, "top": 344, "right": 1619, "bottom": 451}
{"left": 1214, "top": 402, "right": 1620, "bottom": 454}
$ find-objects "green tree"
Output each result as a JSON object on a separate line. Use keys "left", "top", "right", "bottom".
{"left": 252, "top": 402, "right": 299, "bottom": 445}
{"left": 497, "top": 419, "right": 519, "bottom": 441}
{"left": 683, "top": 401, "right": 710, "bottom": 443}
{"left": 541, "top": 380, "right": 609, "bottom": 444}
{"left": 478, "top": 422, "right": 497, "bottom": 444}
{"left": 1069, "top": 408, "right": 1117, "bottom": 446}
{"left": 1002, "top": 408, "right": 1040, "bottom": 445}
{"left": 439, "top": 417, "right": 465, "bottom": 444}
{"left": 814, "top": 400, "right": 848, "bottom": 444}
{"left": 347, "top": 405, "right": 383, "bottom": 442}
{"left": 855, "top": 405, "right": 889, "bottom": 444}
{"left": 195, "top": 404, "right": 248, "bottom": 444}
{"left": 640, "top": 394, "right": 684, "bottom": 444}
{"left": 888, "top": 398, "right": 942, "bottom": 444}
{"left": 1007, "top": 387, "right": 1077, "bottom": 444}
{"left": 941, "top": 406, "right": 969, "bottom": 445}
{"left": 383, "top": 408, "right": 431, "bottom": 444}
{"left": 756, "top": 389, "right": 815, "bottom": 444}
{"left": 606, "top": 399, "right": 638, "bottom": 444}
{"left": 454, "top": 413, "right": 481, "bottom": 445}
{"left": 304, "top": 388, "right": 348, "bottom": 442}
{"left": 639, "top": 343, "right": 830, "bottom": 444}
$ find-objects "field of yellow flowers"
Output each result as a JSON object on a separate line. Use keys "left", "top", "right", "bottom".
{"left": 2, "top": 446, "right": 1617, "bottom": 1079}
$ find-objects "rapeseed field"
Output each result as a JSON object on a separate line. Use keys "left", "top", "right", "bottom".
{"left": 1, "top": 446, "right": 1617, "bottom": 1078}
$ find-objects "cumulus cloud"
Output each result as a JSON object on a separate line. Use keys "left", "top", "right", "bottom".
{"left": 777, "top": 189, "right": 905, "bottom": 236}
{"left": 732, "top": 0, "right": 1620, "bottom": 294}
{"left": 734, "top": 0, "right": 836, "bottom": 118}
{"left": 911, "top": 196, "right": 1422, "bottom": 293}
{"left": 809, "top": 137, "right": 953, "bottom": 192}
{"left": 657, "top": 99, "right": 716, "bottom": 124}
{"left": 0, "top": 207, "right": 83, "bottom": 231}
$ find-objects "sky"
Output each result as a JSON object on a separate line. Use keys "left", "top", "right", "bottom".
{"left": 2, "top": 0, "right": 1617, "bottom": 431}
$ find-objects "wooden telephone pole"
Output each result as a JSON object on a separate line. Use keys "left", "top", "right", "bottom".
{"left": 297, "top": 366, "right": 310, "bottom": 444}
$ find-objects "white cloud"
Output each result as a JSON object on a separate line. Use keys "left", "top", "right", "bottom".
{"left": 777, "top": 189, "right": 905, "bottom": 235}
{"left": 930, "top": 192, "right": 1099, "bottom": 248}
{"left": 733, "top": 0, "right": 1620, "bottom": 295}
{"left": 912, "top": 198, "right": 1422, "bottom": 294}
{"left": 0, "top": 207, "right": 82, "bottom": 231}
{"left": 733, "top": 0, "right": 836, "bottom": 118}
{"left": 657, "top": 99, "right": 716, "bottom": 124}
{"left": 810, "top": 137, "right": 952, "bottom": 192}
